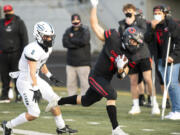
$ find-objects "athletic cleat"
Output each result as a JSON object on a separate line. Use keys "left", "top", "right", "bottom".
{"left": 112, "top": 126, "right": 128, "bottom": 135}
{"left": 1, "top": 121, "right": 12, "bottom": 135}
{"left": 56, "top": 125, "right": 78, "bottom": 134}
{"left": 165, "top": 112, "right": 174, "bottom": 119}
{"left": 0, "top": 96, "right": 10, "bottom": 103}
{"left": 128, "top": 105, "right": 141, "bottom": 115}
{"left": 151, "top": 104, "right": 160, "bottom": 115}
{"left": 45, "top": 98, "right": 60, "bottom": 112}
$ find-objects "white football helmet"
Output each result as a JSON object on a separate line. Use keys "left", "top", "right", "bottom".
{"left": 33, "top": 21, "right": 55, "bottom": 47}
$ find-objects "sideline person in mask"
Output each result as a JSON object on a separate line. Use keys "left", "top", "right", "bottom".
{"left": 145, "top": 5, "right": 180, "bottom": 120}
{"left": 118, "top": 4, "right": 160, "bottom": 115}
{"left": 0, "top": 5, "right": 28, "bottom": 103}
{"left": 62, "top": 13, "right": 91, "bottom": 96}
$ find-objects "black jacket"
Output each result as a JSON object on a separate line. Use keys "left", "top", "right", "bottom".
{"left": 145, "top": 17, "right": 180, "bottom": 65}
{"left": 118, "top": 16, "right": 150, "bottom": 59}
{"left": 62, "top": 25, "right": 91, "bottom": 66}
{"left": 0, "top": 15, "right": 28, "bottom": 53}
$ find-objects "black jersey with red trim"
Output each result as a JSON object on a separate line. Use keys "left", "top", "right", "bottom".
{"left": 91, "top": 29, "right": 123, "bottom": 81}
{"left": 91, "top": 29, "right": 150, "bottom": 81}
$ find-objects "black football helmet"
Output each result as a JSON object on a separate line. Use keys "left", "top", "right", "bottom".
{"left": 123, "top": 26, "right": 144, "bottom": 53}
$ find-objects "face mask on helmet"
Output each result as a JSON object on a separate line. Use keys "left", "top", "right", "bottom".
{"left": 124, "top": 37, "right": 140, "bottom": 53}
{"left": 41, "top": 35, "right": 55, "bottom": 48}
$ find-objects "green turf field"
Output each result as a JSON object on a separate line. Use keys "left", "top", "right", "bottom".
{"left": 0, "top": 87, "right": 179, "bottom": 135}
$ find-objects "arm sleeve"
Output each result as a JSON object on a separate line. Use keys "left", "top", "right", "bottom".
{"left": 19, "top": 20, "right": 29, "bottom": 53}
{"left": 69, "top": 27, "right": 90, "bottom": 47}
{"left": 62, "top": 29, "right": 79, "bottom": 49}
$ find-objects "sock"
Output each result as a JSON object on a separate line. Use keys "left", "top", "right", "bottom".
{"left": 151, "top": 96, "right": 158, "bottom": 106}
{"left": 106, "top": 105, "right": 119, "bottom": 130}
{"left": 6, "top": 113, "right": 28, "bottom": 129}
{"left": 58, "top": 95, "right": 77, "bottom": 105}
{"left": 133, "top": 99, "right": 139, "bottom": 106}
{"left": 54, "top": 114, "right": 65, "bottom": 129}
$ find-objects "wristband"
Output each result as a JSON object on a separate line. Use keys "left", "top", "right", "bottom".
{"left": 45, "top": 72, "right": 52, "bottom": 78}
{"left": 32, "top": 85, "right": 39, "bottom": 91}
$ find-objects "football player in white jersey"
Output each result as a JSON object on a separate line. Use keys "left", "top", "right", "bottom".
{"left": 1, "top": 21, "right": 77, "bottom": 135}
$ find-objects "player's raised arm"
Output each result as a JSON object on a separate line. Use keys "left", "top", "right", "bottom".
{"left": 90, "top": 0, "right": 105, "bottom": 41}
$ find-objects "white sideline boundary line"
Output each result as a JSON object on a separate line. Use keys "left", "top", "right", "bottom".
{"left": 0, "top": 127, "right": 55, "bottom": 135}
{"left": 171, "top": 133, "right": 180, "bottom": 135}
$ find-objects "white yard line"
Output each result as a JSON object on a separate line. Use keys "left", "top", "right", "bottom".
{"left": 87, "top": 122, "right": 100, "bottom": 125}
{"left": 0, "top": 111, "right": 11, "bottom": 114}
{"left": 0, "top": 128, "right": 55, "bottom": 135}
{"left": 65, "top": 119, "right": 75, "bottom": 122}
{"left": 171, "top": 133, "right": 180, "bottom": 135}
{"left": 142, "top": 129, "right": 155, "bottom": 132}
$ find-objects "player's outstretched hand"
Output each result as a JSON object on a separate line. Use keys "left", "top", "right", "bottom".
{"left": 49, "top": 75, "right": 64, "bottom": 86}
{"left": 30, "top": 86, "right": 42, "bottom": 103}
{"left": 115, "top": 54, "right": 128, "bottom": 70}
{"left": 90, "top": 0, "right": 99, "bottom": 8}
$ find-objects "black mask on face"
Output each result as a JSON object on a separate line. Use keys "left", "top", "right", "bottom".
{"left": 44, "top": 40, "right": 53, "bottom": 48}
{"left": 125, "top": 13, "right": 132, "bottom": 18}
{"left": 5, "top": 14, "right": 14, "bottom": 20}
{"left": 72, "top": 22, "right": 81, "bottom": 29}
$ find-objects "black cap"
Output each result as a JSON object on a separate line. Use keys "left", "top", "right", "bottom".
{"left": 71, "top": 13, "right": 81, "bottom": 21}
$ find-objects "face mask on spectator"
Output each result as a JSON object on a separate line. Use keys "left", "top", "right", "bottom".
{"left": 5, "top": 14, "right": 14, "bottom": 20}
{"left": 154, "top": 15, "right": 162, "bottom": 21}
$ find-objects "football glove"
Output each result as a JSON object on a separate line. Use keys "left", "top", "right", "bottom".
{"left": 90, "top": 0, "right": 98, "bottom": 8}
{"left": 49, "top": 75, "right": 64, "bottom": 86}
{"left": 115, "top": 54, "right": 128, "bottom": 70}
{"left": 30, "top": 86, "right": 42, "bottom": 103}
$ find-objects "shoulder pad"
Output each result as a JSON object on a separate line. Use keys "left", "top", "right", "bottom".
{"left": 24, "top": 43, "right": 41, "bottom": 61}
{"left": 104, "top": 29, "right": 118, "bottom": 39}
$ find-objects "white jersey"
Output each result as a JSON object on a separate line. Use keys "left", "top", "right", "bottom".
{"left": 16, "top": 41, "right": 60, "bottom": 117}
{"left": 18, "top": 41, "right": 52, "bottom": 81}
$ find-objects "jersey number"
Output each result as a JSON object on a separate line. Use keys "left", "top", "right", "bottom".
{"left": 31, "top": 50, "right": 35, "bottom": 55}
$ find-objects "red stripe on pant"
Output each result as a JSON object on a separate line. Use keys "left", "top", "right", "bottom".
{"left": 89, "top": 80, "right": 105, "bottom": 96}
{"left": 89, "top": 77, "right": 108, "bottom": 96}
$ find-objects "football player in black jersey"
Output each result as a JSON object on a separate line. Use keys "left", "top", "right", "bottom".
{"left": 46, "top": 0, "right": 129, "bottom": 134}
{"left": 46, "top": 0, "right": 159, "bottom": 134}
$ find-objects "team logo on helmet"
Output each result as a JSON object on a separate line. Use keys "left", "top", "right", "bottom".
{"left": 128, "top": 27, "right": 136, "bottom": 34}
